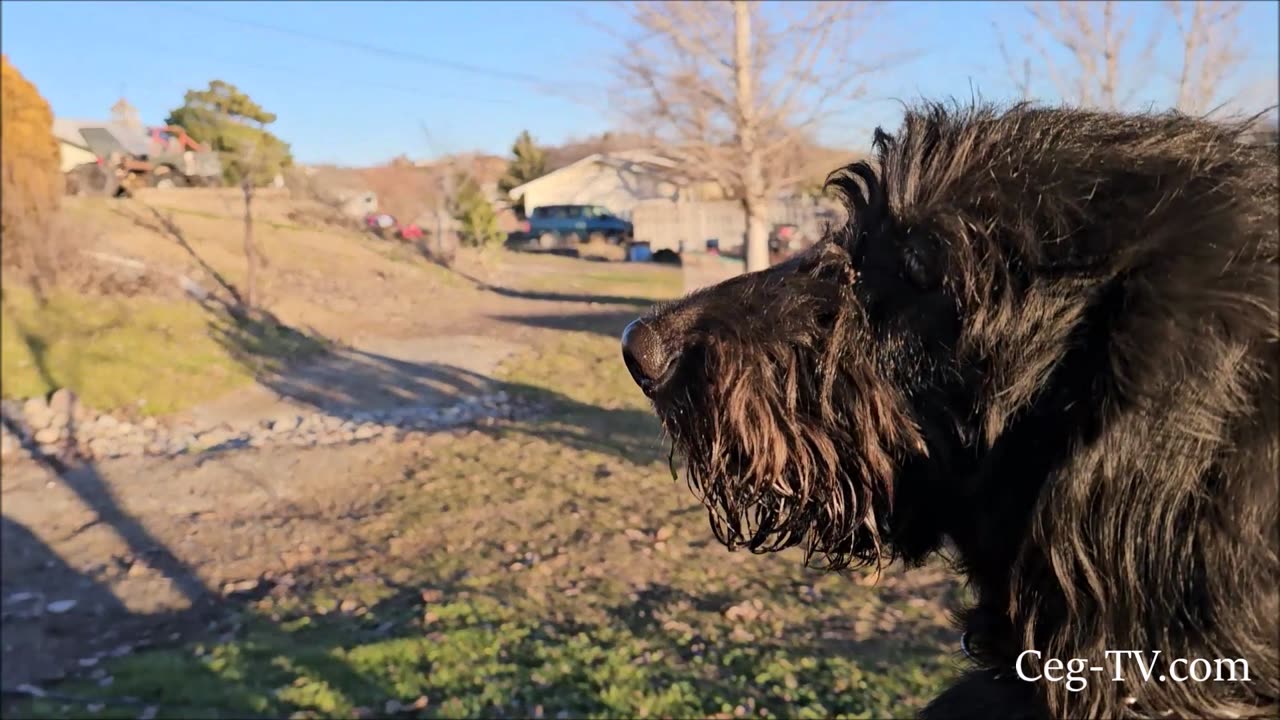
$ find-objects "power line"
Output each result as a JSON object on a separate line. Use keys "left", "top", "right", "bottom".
{"left": 169, "top": 4, "right": 606, "bottom": 98}
{"left": 139, "top": 38, "right": 520, "bottom": 107}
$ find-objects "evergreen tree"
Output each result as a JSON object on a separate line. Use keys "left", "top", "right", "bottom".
{"left": 497, "top": 130, "right": 547, "bottom": 219}
{"left": 449, "top": 173, "right": 504, "bottom": 249}
{"left": 166, "top": 80, "right": 293, "bottom": 186}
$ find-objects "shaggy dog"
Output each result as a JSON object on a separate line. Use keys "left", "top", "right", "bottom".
{"left": 620, "top": 103, "right": 1278, "bottom": 719}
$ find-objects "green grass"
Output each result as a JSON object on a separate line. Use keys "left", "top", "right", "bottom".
{"left": 13, "top": 274, "right": 962, "bottom": 719}
{"left": 0, "top": 285, "right": 326, "bottom": 416}
{"left": 523, "top": 263, "right": 683, "bottom": 303}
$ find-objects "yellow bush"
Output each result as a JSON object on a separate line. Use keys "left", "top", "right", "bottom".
{"left": 1, "top": 54, "right": 64, "bottom": 277}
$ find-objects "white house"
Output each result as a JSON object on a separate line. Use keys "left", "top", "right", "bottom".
{"left": 506, "top": 150, "right": 687, "bottom": 220}
{"left": 51, "top": 118, "right": 116, "bottom": 172}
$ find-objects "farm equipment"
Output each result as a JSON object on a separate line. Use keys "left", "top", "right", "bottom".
{"left": 64, "top": 123, "right": 223, "bottom": 197}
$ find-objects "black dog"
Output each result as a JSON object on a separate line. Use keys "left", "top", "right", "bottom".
{"left": 621, "top": 102, "right": 1278, "bottom": 719}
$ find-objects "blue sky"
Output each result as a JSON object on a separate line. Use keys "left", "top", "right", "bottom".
{"left": 3, "top": 1, "right": 1276, "bottom": 166}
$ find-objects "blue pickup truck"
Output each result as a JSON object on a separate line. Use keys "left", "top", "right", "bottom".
{"left": 508, "top": 204, "right": 633, "bottom": 250}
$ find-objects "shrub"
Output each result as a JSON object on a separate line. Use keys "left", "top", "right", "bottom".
{"left": 448, "top": 173, "right": 504, "bottom": 250}
{"left": 1, "top": 55, "right": 65, "bottom": 290}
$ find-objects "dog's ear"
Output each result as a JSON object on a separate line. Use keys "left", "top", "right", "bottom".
{"left": 825, "top": 161, "right": 888, "bottom": 236}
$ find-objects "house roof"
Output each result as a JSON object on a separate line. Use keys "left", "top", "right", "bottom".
{"left": 506, "top": 149, "right": 682, "bottom": 200}
{"left": 53, "top": 118, "right": 150, "bottom": 156}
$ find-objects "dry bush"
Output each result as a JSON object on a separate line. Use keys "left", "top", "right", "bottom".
{"left": 1, "top": 55, "right": 67, "bottom": 294}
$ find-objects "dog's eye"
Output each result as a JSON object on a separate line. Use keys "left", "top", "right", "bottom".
{"left": 901, "top": 245, "right": 938, "bottom": 291}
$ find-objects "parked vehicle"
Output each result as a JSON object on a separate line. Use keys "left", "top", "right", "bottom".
{"left": 768, "top": 223, "right": 812, "bottom": 263}
{"left": 64, "top": 124, "right": 222, "bottom": 197}
{"left": 511, "top": 204, "right": 633, "bottom": 250}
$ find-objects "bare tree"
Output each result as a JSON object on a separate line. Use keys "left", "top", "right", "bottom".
{"left": 606, "top": 1, "right": 907, "bottom": 272}
{"left": 999, "top": 1, "right": 1162, "bottom": 110}
{"left": 997, "top": 1, "right": 1256, "bottom": 116}
{"left": 1166, "top": 0, "right": 1248, "bottom": 115}
{"left": 234, "top": 140, "right": 270, "bottom": 312}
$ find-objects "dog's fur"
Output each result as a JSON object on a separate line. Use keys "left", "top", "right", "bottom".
{"left": 623, "top": 102, "right": 1278, "bottom": 719}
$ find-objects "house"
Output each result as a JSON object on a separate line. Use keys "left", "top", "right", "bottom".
{"left": 52, "top": 118, "right": 147, "bottom": 173}
{"left": 506, "top": 150, "right": 713, "bottom": 220}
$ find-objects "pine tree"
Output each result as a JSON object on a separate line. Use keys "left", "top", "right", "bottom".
{"left": 449, "top": 173, "right": 504, "bottom": 249}
{"left": 497, "top": 130, "right": 547, "bottom": 219}
{"left": 166, "top": 80, "right": 293, "bottom": 186}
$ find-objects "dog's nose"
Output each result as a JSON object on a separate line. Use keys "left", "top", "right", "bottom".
{"left": 621, "top": 318, "right": 674, "bottom": 394}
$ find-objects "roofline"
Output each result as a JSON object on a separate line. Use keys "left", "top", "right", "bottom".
{"left": 507, "top": 150, "right": 681, "bottom": 199}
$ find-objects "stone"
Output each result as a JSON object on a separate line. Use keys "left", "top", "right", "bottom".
{"left": 46, "top": 599, "right": 77, "bottom": 614}
{"left": 48, "top": 388, "right": 77, "bottom": 416}
{"left": 354, "top": 425, "right": 378, "bottom": 440}
{"left": 33, "top": 427, "right": 63, "bottom": 445}
{"left": 198, "top": 429, "right": 234, "bottom": 447}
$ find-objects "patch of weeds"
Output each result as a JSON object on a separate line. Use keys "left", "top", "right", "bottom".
{"left": 20, "top": 596, "right": 955, "bottom": 719}
{"left": 1, "top": 284, "right": 258, "bottom": 415}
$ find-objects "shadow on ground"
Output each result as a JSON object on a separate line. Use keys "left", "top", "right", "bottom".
{"left": 487, "top": 310, "right": 641, "bottom": 340}
{"left": 8, "top": 561, "right": 957, "bottom": 719}
{"left": 437, "top": 264, "right": 665, "bottom": 308}
{"left": 201, "top": 293, "right": 666, "bottom": 466}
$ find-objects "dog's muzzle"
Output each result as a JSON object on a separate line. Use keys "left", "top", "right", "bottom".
{"left": 621, "top": 318, "right": 679, "bottom": 396}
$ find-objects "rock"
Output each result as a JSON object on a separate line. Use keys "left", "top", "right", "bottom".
{"left": 271, "top": 414, "right": 301, "bottom": 433}
{"left": 5, "top": 591, "right": 38, "bottom": 606}
{"left": 655, "top": 525, "right": 675, "bottom": 542}
{"left": 723, "top": 600, "right": 762, "bottom": 623}
{"left": 141, "top": 417, "right": 158, "bottom": 431}
{"left": 222, "top": 579, "right": 260, "bottom": 596}
{"left": 339, "top": 598, "right": 361, "bottom": 614}
{"left": 46, "top": 599, "right": 77, "bottom": 614}
{"left": 354, "top": 424, "right": 378, "bottom": 440}
{"left": 22, "top": 396, "right": 50, "bottom": 426}
{"left": 48, "top": 388, "right": 77, "bottom": 416}
{"left": 33, "top": 427, "right": 63, "bottom": 445}
{"left": 198, "top": 429, "right": 234, "bottom": 447}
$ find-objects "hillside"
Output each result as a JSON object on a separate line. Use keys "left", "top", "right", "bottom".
{"left": 2, "top": 187, "right": 488, "bottom": 415}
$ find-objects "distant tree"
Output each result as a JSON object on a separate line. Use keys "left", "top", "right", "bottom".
{"left": 497, "top": 130, "right": 547, "bottom": 219}
{"left": 995, "top": 1, "right": 1266, "bottom": 116}
{"left": 1, "top": 54, "right": 64, "bottom": 295}
{"left": 166, "top": 80, "right": 293, "bottom": 186}
{"left": 448, "top": 173, "right": 504, "bottom": 249}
